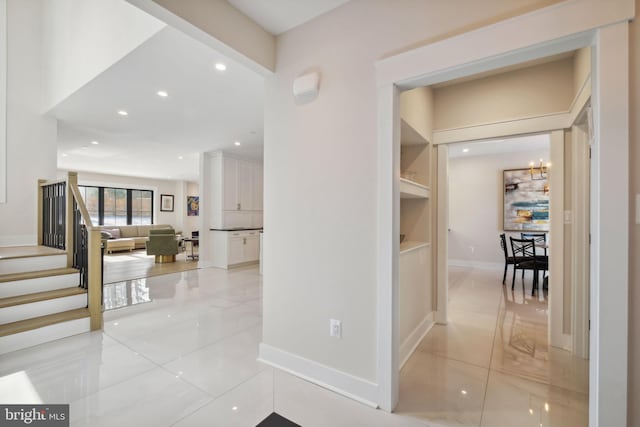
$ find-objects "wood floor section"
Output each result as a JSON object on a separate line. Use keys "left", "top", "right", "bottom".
{"left": 0, "top": 308, "right": 90, "bottom": 337}
{"left": 0, "top": 287, "right": 86, "bottom": 308}
{"left": 0, "top": 267, "right": 79, "bottom": 283}
{"left": 103, "top": 250, "right": 199, "bottom": 284}
{"left": 0, "top": 245, "right": 66, "bottom": 260}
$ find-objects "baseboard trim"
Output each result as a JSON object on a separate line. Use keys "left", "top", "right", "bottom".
{"left": 258, "top": 343, "right": 379, "bottom": 408}
{"left": 399, "top": 312, "right": 434, "bottom": 369}
{"left": 448, "top": 259, "right": 502, "bottom": 270}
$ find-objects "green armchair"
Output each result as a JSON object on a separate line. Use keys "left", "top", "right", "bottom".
{"left": 146, "top": 228, "right": 179, "bottom": 263}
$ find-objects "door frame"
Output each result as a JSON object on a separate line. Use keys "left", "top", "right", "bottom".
{"left": 375, "top": 1, "right": 631, "bottom": 424}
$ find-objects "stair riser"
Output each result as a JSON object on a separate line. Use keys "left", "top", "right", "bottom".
{"left": 0, "top": 294, "right": 87, "bottom": 324}
{"left": 0, "top": 317, "right": 90, "bottom": 355}
{"left": 0, "top": 274, "right": 79, "bottom": 298}
{"left": 0, "top": 254, "right": 67, "bottom": 275}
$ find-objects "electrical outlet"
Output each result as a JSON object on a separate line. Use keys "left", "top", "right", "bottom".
{"left": 329, "top": 319, "right": 342, "bottom": 338}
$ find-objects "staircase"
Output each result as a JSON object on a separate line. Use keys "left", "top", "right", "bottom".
{"left": 0, "top": 246, "right": 91, "bottom": 355}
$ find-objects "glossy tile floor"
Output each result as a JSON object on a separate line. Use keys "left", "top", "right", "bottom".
{"left": 0, "top": 266, "right": 425, "bottom": 426}
{"left": 103, "top": 249, "right": 199, "bottom": 284}
{"left": 0, "top": 265, "right": 588, "bottom": 426}
{"left": 395, "top": 266, "right": 589, "bottom": 427}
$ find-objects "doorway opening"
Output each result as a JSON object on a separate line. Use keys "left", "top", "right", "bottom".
{"left": 377, "top": 7, "right": 630, "bottom": 422}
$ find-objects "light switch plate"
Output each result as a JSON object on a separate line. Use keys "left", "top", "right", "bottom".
{"left": 329, "top": 319, "right": 342, "bottom": 338}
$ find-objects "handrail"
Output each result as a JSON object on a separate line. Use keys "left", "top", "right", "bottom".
{"left": 38, "top": 178, "right": 67, "bottom": 187}
{"left": 68, "top": 183, "right": 94, "bottom": 229}
{"left": 38, "top": 172, "right": 103, "bottom": 331}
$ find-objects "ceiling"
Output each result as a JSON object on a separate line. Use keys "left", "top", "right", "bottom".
{"left": 448, "top": 134, "right": 550, "bottom": 158}
{"left": 53, "top": 25, "right": 264, "bottom": 182}
{"left": 226, "top": 0, "right": 351, "bottom": 35}
{"left": 53, "top": 1, "right": 353, "bottom": 182}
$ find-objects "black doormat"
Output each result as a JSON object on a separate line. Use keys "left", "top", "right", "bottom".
{"left": 256, "top": 412, "right": 301, "bottom": 427}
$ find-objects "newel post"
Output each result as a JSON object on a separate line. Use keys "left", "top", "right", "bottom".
{"left": 88, "top": 228, "right": 103, "bottom": 331}
{"left": 37, "top": 179, "right": 45, "bottom": 246}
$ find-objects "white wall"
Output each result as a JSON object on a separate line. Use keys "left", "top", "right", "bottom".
{"left": 0, "top": 0, "right": 57, "bottom": 246}
{"left": 448, "top": 147, "right": 550, "bottom": 267}
{"left": 262, "top": 0, "right": 564, "bottom": 384}
{"left": 433, "top": 57, "right": 575, "bottom": 130}
{"left": 0, "top": 0, "right": 6, "bottom": 204}
{"left": 42, "top": 0, "right": 165, "bottom": 112}
{"left": 59, "top": 170, "right": 186, "bottom": 230}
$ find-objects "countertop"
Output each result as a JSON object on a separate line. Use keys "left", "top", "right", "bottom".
{"left": 209, "top": 228, "right": 264, "bottom": 232}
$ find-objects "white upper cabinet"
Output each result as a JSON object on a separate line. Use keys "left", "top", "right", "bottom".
{"left": 209, "top": 152, "right": 264, "bottom": 229}
{"left": 223, "top": 156, "right": 238, "bottom": 211}
{"left": 237, "top": 160, "right": 254, "bottom": 211}
{"left": 252, "top": 164, "right": 263, "bottom": 211}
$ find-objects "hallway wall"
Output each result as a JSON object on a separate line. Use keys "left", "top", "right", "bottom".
{"left": 448, "top": 147, "right": 550, "bottom": 267}
{"left": 262, "top": 0, "right": 564, "bottom": 384}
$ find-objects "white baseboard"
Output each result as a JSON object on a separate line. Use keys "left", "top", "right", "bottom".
{"left": 258, "top": 343, "right": 379, "bottom": 408}
{"left": 400, "top": 312, "right": 434, "bottom": 369}
{"left": 448, "top": 259, "right": 502, "bottom": 270}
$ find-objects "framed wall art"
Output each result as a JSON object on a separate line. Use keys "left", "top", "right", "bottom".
{"left": 503, "top": 167, "right": 549, "bottom": 232}
{"left": 160, "top": 194, "right": 174, "bottom": 212}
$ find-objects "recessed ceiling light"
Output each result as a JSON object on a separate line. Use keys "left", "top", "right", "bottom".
{"left": 118, "top": 110, "right": 128, "bottom": 116}
{"left": 157, "top": 90, "right": 168, "bottom": 97}
{"left": 61, "top": 153, "right": 68, "bottom": 157}
{"left": 215, "top": 63, "right": 227, "bottom": 71}
{"left": 234, "top": 141, "right": 241, "bottom": 146}
{"left": 90, "top": 140, "right": 99, "bottom": 145}
{"left": 178, "top": 156, "right": 183, "bottom": 160}
{"left": 462, "top": 148, "right": 469, "bottom": 153}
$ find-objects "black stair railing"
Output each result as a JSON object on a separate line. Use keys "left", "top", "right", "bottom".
{"left": 72, "top": 199, "right": 88, "bottom": 289}
{"left": 42, "top": 181, "right": 66, "bottom": 249}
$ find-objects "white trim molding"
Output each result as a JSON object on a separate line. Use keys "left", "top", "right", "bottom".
{"left": 399, "top": 312, "right": 434, "bottom": 369}
{"left": 448, "top": 260, "right": 503, "bottom": 270}
{"left": 258, "top": 343, "right": 379, "bottom": 409}
{"left": 375, "top": 0, "right": 632, "bottom": 423}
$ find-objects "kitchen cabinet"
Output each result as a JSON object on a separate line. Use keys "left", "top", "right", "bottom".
{"left": 209, "top": 152, "right": 263, "bottom": 229}
{"left": 211, "top": 229, "right": 261, "bottom": 269}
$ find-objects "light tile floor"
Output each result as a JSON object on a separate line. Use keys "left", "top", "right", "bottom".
{"left": 0, "top": 265, "right": 588, "bottom": 426}
{"left": 395, "top": 266, "right": 589, "bottom": 427}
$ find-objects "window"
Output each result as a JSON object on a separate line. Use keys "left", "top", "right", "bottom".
{"left": 77, "top": 186, "right": 100, "bottom": 225}
{"left": 131, "top": 190, "right": 153, "bottom": 225}
{"left": 78, "top": 185, "right": 154, "bottom": 225}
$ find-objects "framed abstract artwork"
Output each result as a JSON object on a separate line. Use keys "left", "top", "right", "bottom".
{"left": 503, "top": 168, "right": 549, "bottom": 232}
{"left": 187, "top": 196, "right": 199, "bottom": 216}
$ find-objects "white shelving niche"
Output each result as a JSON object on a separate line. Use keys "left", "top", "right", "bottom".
{"left": 398, "top": 87, "right": 435, "bottom": 368}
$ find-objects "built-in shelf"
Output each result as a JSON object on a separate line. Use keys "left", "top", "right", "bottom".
{"left": 400, "top": 178, "right": 430, "bottom": 199}
{"left": 400, "top": 241, "right": 430, "bottom": 254}
{"left": 401, "top": 119, "right": 429, "bottom": 146}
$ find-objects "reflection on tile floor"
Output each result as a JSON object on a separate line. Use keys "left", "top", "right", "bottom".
{"left": 397, "top": 266, "right": 589, "bottom": 427}
{"left": 0, "top": 265, "right": 589, "bottom": 426}
{"left": 0, "top": 266, "right": 423, "bottom": 426}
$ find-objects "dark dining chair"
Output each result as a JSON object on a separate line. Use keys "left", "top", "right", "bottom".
{"left": 521, "top": 232, "right": 549, "bottom": 288}
{"left": 499, "top": 233, "right": 516, "bottom": 285}
{"left": 521, "top": 232, "right": 547, "bottom": 256}
{"left": 509, "top": 237, "right": 539, "bottom": 292}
